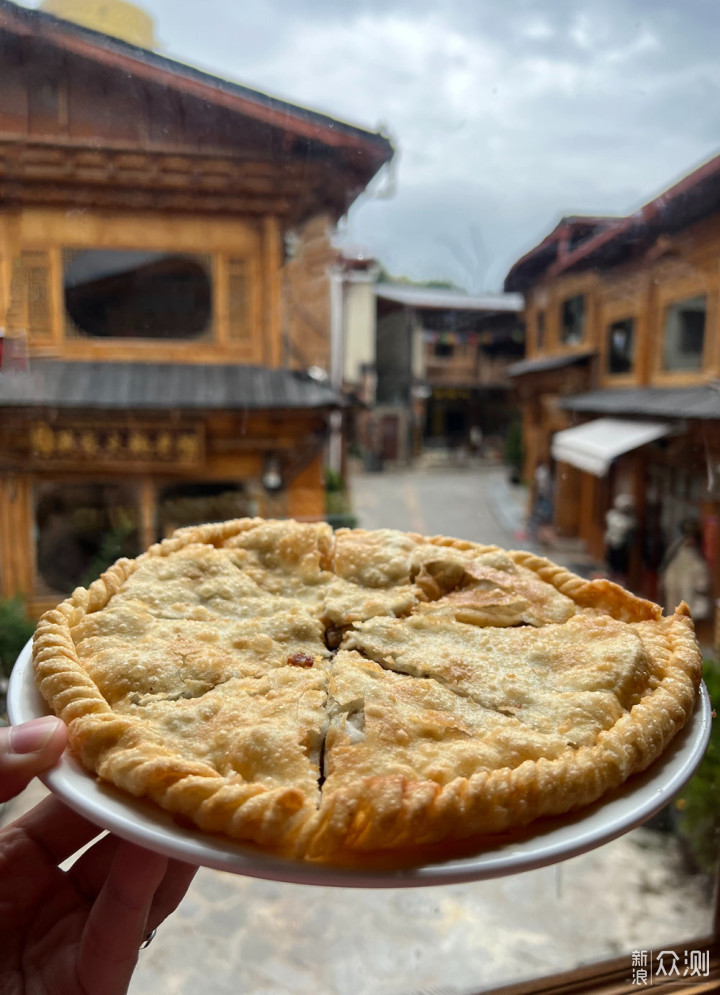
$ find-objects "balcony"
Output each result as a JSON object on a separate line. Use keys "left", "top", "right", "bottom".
{"left": 424, "top": 351, "right": 513, "bottom": 387}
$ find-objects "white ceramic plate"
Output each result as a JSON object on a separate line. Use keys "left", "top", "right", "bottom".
{"left": 7, "top": 639, "right": 713, "bottom": 888}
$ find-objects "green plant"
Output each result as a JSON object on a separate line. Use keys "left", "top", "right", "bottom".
{"left": 323, "top": 469, "right": 357, "bottom": 527}
{"left": 504, "top": 419, "right": 523, "bottom": 478}
{"left": 324, "top": 469, "right": 350, "bottom": 516}
{"left": 0, "top": 596, "right": 36, "bottom": 679}
{"left": 324, "top": 468, "right": 344, "bottom": 494}
{"left": 673, "top": 659, "right": 720, "bottom": 874}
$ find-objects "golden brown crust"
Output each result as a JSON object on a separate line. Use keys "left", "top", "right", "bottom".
{"left": 33, "top": 518, "right": 702, "bottom": 861}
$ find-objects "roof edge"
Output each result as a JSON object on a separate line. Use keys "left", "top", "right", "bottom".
{"left": 506, "top": 150, "right": 720, "bottom": 292}
{"left": 0, "top": 0, "right": 394, "bottom": 162}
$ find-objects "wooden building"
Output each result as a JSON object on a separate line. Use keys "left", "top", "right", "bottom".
{"left": 407, "top": 289, "right": 525, "bottom": 457}
{"left": 505, "top": 158, "right": 720, "bottom": 629}
{"left": 0, "top": 0, "right": 393, "bottom": 614}
{"left": 340, "top": 280, "right": 524, "bottom": 465}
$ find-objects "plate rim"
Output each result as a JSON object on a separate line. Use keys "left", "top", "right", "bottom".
{"left": 7, "top": 638, "right": 713, "bottom": 888}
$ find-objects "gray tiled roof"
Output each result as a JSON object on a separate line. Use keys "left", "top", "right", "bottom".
{"left": 560, "top": 385, "right": 720, "bottom": 420}
{"left": 375, "top": 284, "right": 523, "bottom": 312}
{"left": 507, "top": 350, "right": 596, "bottom": 377}
{"left": 0, "top": 361, "right": 340, "bottom": 410}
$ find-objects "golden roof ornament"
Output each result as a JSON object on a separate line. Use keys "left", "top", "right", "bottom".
{"left": 40, "top": 0, "right": 156, "bottom": 50}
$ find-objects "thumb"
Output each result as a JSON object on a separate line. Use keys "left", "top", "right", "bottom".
{"left": 0, "top": 717, "right": 68, "bottom": 802}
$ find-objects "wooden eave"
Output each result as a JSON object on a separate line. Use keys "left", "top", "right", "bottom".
{"left": 0, "top": 0, "right": 393, "bottom": 188}
{"left": 0, "top": 135, "right": 347, "bottom": 219}
{"left": 514, "top": 153, "right": 720, "bottom": 285}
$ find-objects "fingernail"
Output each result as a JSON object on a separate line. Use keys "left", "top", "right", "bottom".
{"left": 9, "top": 717, "right": 60, "bottom": 755}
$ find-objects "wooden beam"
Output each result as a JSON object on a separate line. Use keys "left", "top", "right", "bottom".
{"left": 138, "top": 477, "right": 156, "bottom": 551}
{"left": 486, "top": 942, "right": 720, "bottom": 995}
{"left": 263, "top": 215, "right": 283, "bottom": 368}
{"left": 0, "top": 181, "right": 294, "bottom": 217}
{"left": 0, "top": 138, "right": 334, "bottom": 218}
{"left": 0, "top": 473, "right": 34, "bottom": 599}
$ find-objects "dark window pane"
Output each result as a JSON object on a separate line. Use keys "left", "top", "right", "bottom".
{"left": 663, "top": 295, "right": 706, "bottom": 371}
{"left": 34, "top": 482, "right": 139, "bottom": 595}
{"left": 561, "top": 294, "right": 585, "bottom": 344}
{"left": 536, "top": 310, "right": 545, "bottom": 349}
{"left": 64, "top": 249, "right": 212, "bottom": 340}
{"left": 607, "top": 317, "right": 635, "bottom": 374}
{"left": 157, "top": 481, "right": 253, "bottom": 536}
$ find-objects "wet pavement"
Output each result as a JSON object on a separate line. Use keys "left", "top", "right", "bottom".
{"left": 2, "top": 465, "right": 711, "bottom": 995}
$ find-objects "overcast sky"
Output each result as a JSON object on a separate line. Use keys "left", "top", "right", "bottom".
{"left": 23, "top": 0, "right": 720, "bottom": 292}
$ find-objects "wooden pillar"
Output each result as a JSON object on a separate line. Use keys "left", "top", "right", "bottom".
{"left": 704, "top": 264, "right": 720, "bottom": 379}
{"left": 0, "top": 212, "right": 22, "bottom": 330}
{"left": 139, "top": 477, "right": 156, "bottom": 551}
{"left": 263, "top": 215, "right": 283, "bottom": 368}
{"left": 286, "top": 454, "right": 325, "bottom": 521}
{"left": 0, "top": 473, "right": 34, "bottom": 599}
{"left": 579, "top": 471, "right": 608, "bottom": 562}
{"left": 636, "top": 271, "right": 656, "bottom": 385}
{"left": 578, "top": 471, "right": 595, "bottom": 548}
{"left": 554, "top": 462, "right": 582, "bottom": 537}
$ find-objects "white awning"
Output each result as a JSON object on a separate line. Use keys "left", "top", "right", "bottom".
{"left": 551, "top": 418, "right": 671, "bottom": 477}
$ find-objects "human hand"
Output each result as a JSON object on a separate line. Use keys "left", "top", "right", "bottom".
{"left": 0, "top": 717, "right": 197, "bottom": 995}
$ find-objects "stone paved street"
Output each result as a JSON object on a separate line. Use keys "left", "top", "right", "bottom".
{"left": 351, "top": 462, "right": 526, "bottom": 544}
{"left": 2, "top": 466, "right": 712, "bottom": 995}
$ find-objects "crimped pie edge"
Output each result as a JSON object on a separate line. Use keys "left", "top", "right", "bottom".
{"left": 32, "top": 518, "right": 702, "bottom": 860}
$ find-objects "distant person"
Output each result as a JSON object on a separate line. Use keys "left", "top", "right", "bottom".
{"left": 660, "top": 518, "right": 711, "bottom": 619}
{"left": 529, "top": 460, "right": 554, "bottom": 543}
{"left": 604, "top": 493, "right": 638, "bottom": 587}
{"left": 469, "top": 426, "right": 483, "bottom": 456}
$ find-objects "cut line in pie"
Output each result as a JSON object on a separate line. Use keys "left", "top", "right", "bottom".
{"left": 31, "top": 518, "right": 704, "bottom": 863}
{"left": 9, "top": 642, "right": 711, "bottom": 886}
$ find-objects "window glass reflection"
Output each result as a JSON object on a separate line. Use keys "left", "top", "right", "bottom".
{"left": 35, "top": 481, "right": 139, "bottom": 594}
{"left": 64, "top": 250, "right": 212, "bottom": 340}
{"left": 663, "top": 295, "right": 706, "bottom": 372}
{"left": 607, "top": 316, "right": 635, "bottom": 374}
{"left": 560, "top": 294, "right": 585, "bottom": 345}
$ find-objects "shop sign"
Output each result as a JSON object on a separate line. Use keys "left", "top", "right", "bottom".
{"left": 30, "top": 422, "right": 204, "bottom": 467}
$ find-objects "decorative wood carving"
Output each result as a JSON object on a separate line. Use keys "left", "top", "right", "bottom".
{"left": 0, "top": 138, "right": 330, "bottom": 221}
{"left": 227, "top": 258, "right": 250, "bottom": 342}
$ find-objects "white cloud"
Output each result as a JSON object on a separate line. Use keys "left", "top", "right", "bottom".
{"left": 16, "top": 0, "right": 720, "bottom": 291}
{"left": 520, "top": 17, "right": 555, "bottom": 41}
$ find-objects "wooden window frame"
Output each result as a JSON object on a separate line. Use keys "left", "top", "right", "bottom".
{"left": 652, "top": 280, "right": 716, "bottom": 385}
{"left": 215, "top": 252, "right": 263, "bottom": 361}
{"left": 604, "top": 314, "right": 637, "bottom": 378}
{"left": 559, "top": 293, "right": 586, "bottom": 347}
{"left": 12, "top": 210, "right": 263, "bottom": 364}
{"left": 536, "top": 309, "right": 546, "bottom": 352}
{"left": 660, "top": 293, "right": 708, "bottom": 375}
{"left": 487, "top": 938, "right": 720, "bottom": 995}
{"left": 61, "top": 247, "right": 215, "bottom": 344}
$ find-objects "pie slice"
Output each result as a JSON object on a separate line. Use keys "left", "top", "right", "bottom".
{"left": 32, "top": 518, "right": 702, "bottom": 861}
